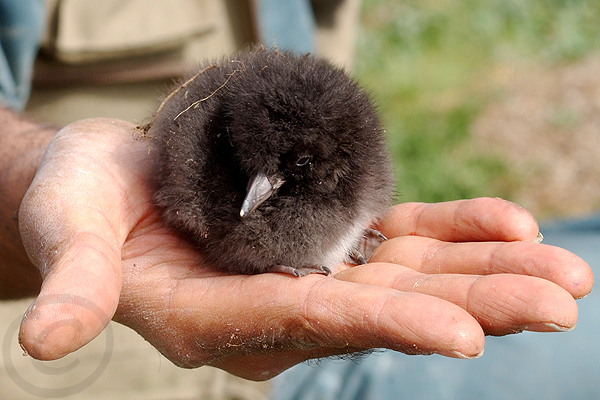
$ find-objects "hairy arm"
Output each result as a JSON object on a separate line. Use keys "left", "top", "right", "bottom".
{"left": 0, "top": 108, "right": 57, "bottom": 298}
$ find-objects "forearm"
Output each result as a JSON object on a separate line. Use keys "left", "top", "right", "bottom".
{"left": 0, "top": 107, "right": 58, "bottom": 298}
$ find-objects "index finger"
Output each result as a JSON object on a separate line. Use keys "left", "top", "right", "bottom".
{"left": 379, "top": 198, "right": 539, "bottom": 243}
{"left": 114, "top": 271, "right": 486, "bottom": 380}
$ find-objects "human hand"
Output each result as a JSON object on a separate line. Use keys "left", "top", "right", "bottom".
{"left": 338, "top": 199, "right": 592, "bottom": 335}
{"left": 17, "top": 118, "right": 592, "bottom": 380}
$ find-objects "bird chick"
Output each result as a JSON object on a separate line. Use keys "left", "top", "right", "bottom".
{"left": 144, "top": 47, "right": 394, "bottom": 277}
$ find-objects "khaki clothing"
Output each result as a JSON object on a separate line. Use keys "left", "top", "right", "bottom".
{"left": 26, "top": 0, "right": 360, "bottom": 126}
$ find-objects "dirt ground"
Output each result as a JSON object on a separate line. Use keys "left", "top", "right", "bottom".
{"left": 472, "top": 51, "right": 600, "bottom": 220}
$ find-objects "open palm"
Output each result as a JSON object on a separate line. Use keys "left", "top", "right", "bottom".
{"left": 17, "top": 118, "right": 592, "bottom": 380}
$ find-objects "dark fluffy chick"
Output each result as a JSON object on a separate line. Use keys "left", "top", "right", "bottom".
{"left": 145, "top": 47, "right": 394, "bottom": 277}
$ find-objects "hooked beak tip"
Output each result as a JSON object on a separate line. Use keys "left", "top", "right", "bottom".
{"left": 239, "top": 172, "right": 283, "bottom": 219}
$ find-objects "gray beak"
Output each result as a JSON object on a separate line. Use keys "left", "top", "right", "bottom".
{"left": 240, "top": 172, "right": 284, "bottom": 219}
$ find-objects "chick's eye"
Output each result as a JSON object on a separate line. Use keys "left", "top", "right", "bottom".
{"left": 295, "top": 155, "right": 312, "bottom": 167}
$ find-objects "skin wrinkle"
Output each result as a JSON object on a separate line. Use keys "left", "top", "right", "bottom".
{"left": 89, "top": 202, "right": 120, "bottom": 240}
{"left": 121, "top": 220, "right": 176, "bottom": 260}
{"left": 418, "top": 241, "right": 528, "bottom": 277}
{"left": 312, "top": 288, "right": 396, "bottom": 351}
{"left": 465, "top": 275, "right": 488, "bottom": 329}
{"left": 492, "top": 290, "right": 529, "bottom": 327}
{"left": 489, "top": 242, "right": 547, "bottom": 278}
{"left": 490, "top": 243, "right": 521, "bottom": 275}
{"left": 452, "top": 201, "right": 466, "bottom": 239}
{"left": 471, "top": 277, "right": 534, "bottom": 335}
{"left": 484, "top": 242, "right": 504, "bottom": 275}
{"left": 421, "top": 240, "right": 451, "bottom": 275}
{"left": 456, "top": 199, "right": 488, "bottom": 241}
{"left": 465, "top": 199, "right": 497, "bottom": 240}
{"left": 95, "top": 180, "right": 130, "bottom": 242}
{"left": 382, "top": 294, "right": 438, "bottom": 355}
{"left": 120, "top": 191, "right": 156, "bottom": 243}
{"left": 301, "top": 278, "right": 383, "bottom": 350}
{"left": 520, "top": 248, "right": 546, "bottom": 279}
{"left": 454, "top": 275, "right": 480, "bottom": 311}
{"left": 470, "top": 282, "right": 504, "bottom": 331}
{"left": 123, "top": 208, "right": 159, "bottom": 244}
{"left": 409, "top": 202, "right": 429, "bottom": 237}
{"left": 40, "top": 231, "right": 117, "bottom": 284}
{"left": 364, "top": 290, "right": 388, "bottom": 343}
{"left": 295, "top": 277, "right": 342, "bottom": 349}
{"left": 72, "top": 232, "right": 121, "bottom": 280}
{"left": 386, "top": 265, "right": 419, "bottom": 290}
{"left": 343, "top": 296, "right": 385, "bottom": 346}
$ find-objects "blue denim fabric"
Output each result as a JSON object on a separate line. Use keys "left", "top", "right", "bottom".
{"left": 271, "top": 215, "right": 600, "bottom": 400}
{"left": 0, "top": 0, "right": 44, "bottom": 110}
{"left": 255, "top": 0, "right": 316, "bottom": 54}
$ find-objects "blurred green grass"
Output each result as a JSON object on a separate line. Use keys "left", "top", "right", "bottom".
{"left": 355, "top": 0, "right": 600, "bottom": 204}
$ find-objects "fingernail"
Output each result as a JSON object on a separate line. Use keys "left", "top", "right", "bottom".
{"left": 437, "top": 348, "right": 484, "bottom": 359}
{"left": 524, "top": 322, "right": 573, "bottom": 332}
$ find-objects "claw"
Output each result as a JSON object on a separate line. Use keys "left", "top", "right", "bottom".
{"left": 272, "top": 264, "right": 331, "bottom": 277}
{"left": 350, "top": 251, "right": 368, "bottom": 265}
{"left": 353, "top": 228, "right": 388, "bottom": 264}
{"left": 365, "top": 228, "right": 387, "bottom": 242}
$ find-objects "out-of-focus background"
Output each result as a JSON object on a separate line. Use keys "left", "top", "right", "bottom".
{"left": 356, "top": 0, "right": 600, "bottom": 220}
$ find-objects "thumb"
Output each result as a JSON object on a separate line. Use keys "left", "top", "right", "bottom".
{"left": 18, "top": 236, "right": 121, "bottom": 360}
{"left": 17, "top": 120, "right": 130, "bottom": 360}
